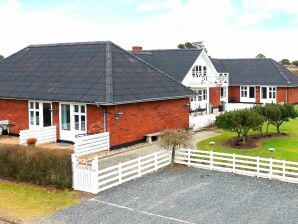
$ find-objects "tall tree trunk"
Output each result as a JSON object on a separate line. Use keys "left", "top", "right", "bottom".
{"left": 265, "top": 122, "right": 270, "bottom": 136}
{"left": 277, "top": 125, "right": 281, "bottom": 135}
{"left": 171, "top": 146, "right": 176, "bottom": 166}
{"left": 242, "top": 135, "right": 246, "bottom": 146}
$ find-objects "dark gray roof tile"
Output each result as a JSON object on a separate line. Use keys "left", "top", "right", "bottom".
{"left": 211, "top": 58, "right": 298, "bottom": 87}
{"left": 0, "top": 41, "right": 194, "bottom": 104}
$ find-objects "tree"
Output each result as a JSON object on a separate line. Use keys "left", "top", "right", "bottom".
{"left": 256, "top": 53, "right": 266, "bottom": 59}
{"left": 270, "top": 104, "right": 298, "bottom": 134}
{"left": 159, "top": 129, "right": 193, "bottom": 166}
{"left": 177, "top": 42, "right": 197, "bottom": 49}
{"left": 215, "top": 109, "right": 263, "bottom": 146}
{"left": 292, "top": 60, "right": 298, "bottom": 67}
{"left": 280, "top": 59, "right": 291, "bottom": 65}
{"left": 0, "top": 55, "right": 4, "bottom": 61}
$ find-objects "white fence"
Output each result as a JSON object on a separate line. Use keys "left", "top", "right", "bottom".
{"left": 175, "top": 149, "right": 298, "bottom": 184}
{"left": 74, "top": 132, "right": 110, "bottom": 157}
{"left": 72, "top": 150, "right": 171, "bottom": 194}
{"left": 19, "top": 126, "right": 57, "bottom": 145}
{"left": 226, "top": 103, "right": 256, "bottom": 111}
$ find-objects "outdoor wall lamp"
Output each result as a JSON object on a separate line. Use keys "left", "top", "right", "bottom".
{"left": 115, "top": 112, "right": 124, "bottom": 123}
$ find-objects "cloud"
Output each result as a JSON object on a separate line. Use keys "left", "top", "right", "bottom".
{"left": 0, "top": 0, "right": 297, "bottom": 61}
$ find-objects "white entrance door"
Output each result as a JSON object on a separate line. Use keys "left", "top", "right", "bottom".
{"left": 60, "top": 103, "right": 87, "bottom": 142}
{"left": 260, "top": 86, "right": 277, "bottom": 104}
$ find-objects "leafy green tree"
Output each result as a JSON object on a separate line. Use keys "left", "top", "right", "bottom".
{"left": 280, "top": 59, "right": 291, "bottom": 65}
{"left": 292, "top": 60, "right": 298, "bottom": 67}
{"left": 256, "top": 53, "right": 266, "bottom": 59}
{"left": 270, "top": 104, "right": 298, "bottom": 134}
{"left": 177, "top": 42, "right": 197, "bottom": 49}
{"left": 0, "top": 55, "right": 4, "bottom": 61}
{"left": 215, "top": 109, "right": 263, "bottom": 145}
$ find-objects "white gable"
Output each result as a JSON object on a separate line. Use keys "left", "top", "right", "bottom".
{"left": 182, "top": 50, "right": 226, "bottom": 88}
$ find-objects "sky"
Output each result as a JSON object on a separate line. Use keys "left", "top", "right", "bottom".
{"left": 0, "top": 0, "right": 298, "bottom": 61}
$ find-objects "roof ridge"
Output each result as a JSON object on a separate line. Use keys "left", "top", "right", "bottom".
{"left": 28, "top": 41, "right": 110, "bottom": 48}
{"left": 135, "top": 48, "right": 202, "bottom": 52}
{"left": 105, "top": 42, "right": 113, "bottom": 103}
{"left": 269, "top": 59, "right": 291, "bottom": 84}
{"left": 111, "top": 43, "right": 196, "bottom": 93}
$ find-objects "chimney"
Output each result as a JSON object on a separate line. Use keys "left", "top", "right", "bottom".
{"left": 132, "top": 46, "right": 143, "bottom": 51}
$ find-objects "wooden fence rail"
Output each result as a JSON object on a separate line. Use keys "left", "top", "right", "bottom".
{"left": 72, "top": 150, "right": 171, "bottom": 194}
{"left": 175, "top": 149, "right": 298, "bottom": 184}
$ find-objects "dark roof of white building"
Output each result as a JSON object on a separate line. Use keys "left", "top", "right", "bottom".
{"left": 211, "top": 58, "right": 298, "bottom": 87}
{"left": 132, "top": 49, "right": 203, "bottom": 82}
{"left": 0, "top": 41, "right": 195, "bottom": 105}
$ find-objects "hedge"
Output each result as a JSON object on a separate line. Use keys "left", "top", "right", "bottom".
{"left": 0, "top": 144, "right": 72, "bottom": 189}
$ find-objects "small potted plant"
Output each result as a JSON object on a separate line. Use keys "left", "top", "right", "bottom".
{"left": 27, "top": 138, "right": 37, "bottom": 147}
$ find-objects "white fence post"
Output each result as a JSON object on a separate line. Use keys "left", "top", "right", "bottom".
{"left": 155, "top": 152, "right": 158, "bottom": 171}
{"left": 256, "top": 157, "right": 260, "bottom": 178}
{"left": 119, "top": 163, "right": 123, "bottom": 184}
{"left": 282, "top": 160, "right": 286, "bottom": 180}
{"left": 232, "top": 154, "right": 236, "bottom": 173}
{"left": 210, "top": 150, "right": 213, "bottom": 169}
{"left": 71, "top": 154, "right": 78, "bottom": 190}
{"left": 188, "top": 149, "right": 191, "bottom": 167}
{"left": 91, "top": 157, "right": 99, "bottom": 194}
{"left": 269, "top": 158, "right": 273, "bottom": 179}
{"left": 138, "top": 157, "right": 142, "bottom": 177}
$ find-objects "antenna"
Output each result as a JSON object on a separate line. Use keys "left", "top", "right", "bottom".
{"left": 192, "top": 41, "right": 205, "bottom": 49}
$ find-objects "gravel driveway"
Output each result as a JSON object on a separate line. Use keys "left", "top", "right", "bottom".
{"left": 39, "top": 166, "right": 298, "bottom": 224}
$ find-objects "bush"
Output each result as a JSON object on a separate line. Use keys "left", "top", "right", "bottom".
{"left": 0, "top": 145, "right": 72, "bottom": 189}
{"left": 26, "top": 138, "right": 37, "bottom": 145}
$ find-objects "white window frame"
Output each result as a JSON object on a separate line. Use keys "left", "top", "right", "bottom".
{"left": 260, "top": 86, "right": 277, "bottom": 103}
{"left": 220, "top": 87, "right": 227, "bottom": 99}
{"left": 240, "top": 86, "right": 256, "bottom": 103}
{"left": 73, "top": 104, "right": 86, "bottom": 132}
{"left": 28, "top": 101, "right": 52, "bottom": 128}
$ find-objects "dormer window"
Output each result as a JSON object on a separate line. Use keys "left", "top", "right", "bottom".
{"left": 192, "top": 65, "right": 207, "bottom": 78}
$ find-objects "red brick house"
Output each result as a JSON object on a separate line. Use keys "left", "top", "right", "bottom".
{"left": 132, "top": 47, "right": 229, "bottom": 114}
{"left": 211, "top": 58, "right": 298, "bottom": 104}
{"left": 0, "top": 41, "right": 194, "bottom": 147}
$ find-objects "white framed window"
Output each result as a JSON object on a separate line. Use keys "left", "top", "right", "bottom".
{"left": 269, "top": 87, "right": 276, "bottom": 99}
{"left": 29, "top": 101, "right": 40, "bottom": 126}
{"left": 192, "top": 88, "right": 207, "bottom": 102}
{"left": 73, "top": 104, "right": 86, "bottom": 131}
{"left": 241, "top": 86, "right": 248, "bottom": 97}
{"left": 203, "top": 66, "right": 207, "bottom": 76}
{"left": 192, "top": 65, "right": 198, "bottom": 77}
{"left": 220, "top": 87, "right": 227, "bottom": 98}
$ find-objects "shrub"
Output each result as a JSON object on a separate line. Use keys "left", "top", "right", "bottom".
{"left": 26, "top": 138, "right": 37, "bottom": 145}
{"left": 160, "top": 129, "right": 193, "bottom": 166}
{"left": 0, "top": 144, "right": 72, "bottom": 189}
{"left": 215, "top": 109, "right": 263, "bottom": 146}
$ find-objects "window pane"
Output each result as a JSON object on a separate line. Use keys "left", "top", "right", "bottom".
{"left": 30, "top": 102, "right": 34, "bottom": 109}
{"left": 262, "top": 87, "right": 267, "bottom": 99}
{"left": 74, "top": 105, "right": 79, "bottom": 112}
{"left": 74, "top": 115, "right": 79, "bottom": 130}
{"left": 81, "top": 106, "right": 85, "bottom": 113}
{"left": 249, "top": 87, "right": 255, "bottom": 98}
{"left": 81, "top": 115, "right": 86, "bottom": 131}
{"left": 35, "top": 102, "right": 39, "bottom": 109}
{"left": 61, "top": 104, "right": 70, "bottom": 130}
{"left": 36, "top": 112, "right": 39, "bottom": 125}
{"left": 30, "top": 111, "right": 34, "bottom": 125}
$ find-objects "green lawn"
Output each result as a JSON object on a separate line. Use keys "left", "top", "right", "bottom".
{"left": 0, "top": 180, "right": 81, "bottom": 221}
{"left": 197, "top": 118, "right": 298, "bottom": 162}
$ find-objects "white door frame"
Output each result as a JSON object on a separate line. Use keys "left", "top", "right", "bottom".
{"left": 260, "top": 86, "right": 277, "bottom": 104}
{"left": 59, "top": 103, "right": 87, "bottom": 142}
{"left": 28, "top": 101, "right": 53, "bottom": 129}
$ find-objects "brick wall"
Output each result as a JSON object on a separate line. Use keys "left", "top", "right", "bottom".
{"left": 0, "top": 99, "right": 28, "bottom": 134}
{"left": 106, "top": 98, "right": 190, "bottom": 147}
{"left": 87, "top": 104, "right": 105, "bottom": 134}
{"left": 256, "top": 86, "right": 260, "bottom": 103}
{"left": 209, "top": 87, "right": 220, "bottom": 107}
{"left": 228, "top": 86, "right": 240, "bottom": 102}
{"left": 288, "top": 87, "right": 298, "bottom": 104}
{"left": 277, "top": 87, "right": 287, "bottom": 103}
